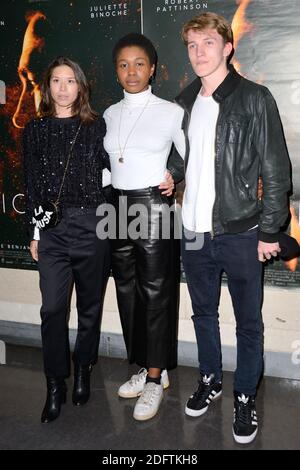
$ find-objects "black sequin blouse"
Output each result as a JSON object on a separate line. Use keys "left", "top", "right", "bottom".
{"left": 23, "top": 115, "right": 110, "bottom": 236}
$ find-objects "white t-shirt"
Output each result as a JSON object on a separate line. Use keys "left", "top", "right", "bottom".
{"left": 182, "top": 94, "right": 219, "bottom": 233}
{"left": 103, "top": 86, "right": 185, "bottom": 190}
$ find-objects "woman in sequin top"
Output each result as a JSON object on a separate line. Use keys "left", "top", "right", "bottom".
{"left": 23, "top": 57, "right": 111, "bottom": 424}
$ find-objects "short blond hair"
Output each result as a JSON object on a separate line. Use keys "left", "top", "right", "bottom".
{"left": 182, "top": 12, "right": 233, "bottom": 46}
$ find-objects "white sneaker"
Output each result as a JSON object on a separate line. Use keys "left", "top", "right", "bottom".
{"left": 118, "top": 368, "right": 169, "bottom": 398}
{"left": 133, "top": 382, "right": 163, "bottom": 421}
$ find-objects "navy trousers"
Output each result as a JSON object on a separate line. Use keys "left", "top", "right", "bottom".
{"left": 38, "top": 207, "right": 110, "bottom": 378}
{"left": 182, "top": 229, "right": 263, "bottom": 396}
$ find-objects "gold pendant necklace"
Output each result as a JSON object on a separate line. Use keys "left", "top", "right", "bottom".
{"left": 118, "top": 97, "right": 151, "bottom": 163}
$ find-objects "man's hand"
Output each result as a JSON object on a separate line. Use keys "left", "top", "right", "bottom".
{"left": 159, "top": 171, "right": 175, "bottom": 196}
{"left": 257, "top": 240, "right": 280, "bottom": 262}
{"left": 30, "top": 240, "right": 39, "bottom": 262}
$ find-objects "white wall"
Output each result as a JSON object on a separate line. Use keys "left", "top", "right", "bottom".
{"left": 0, "top": 268, "right": 300, "bottom": 379}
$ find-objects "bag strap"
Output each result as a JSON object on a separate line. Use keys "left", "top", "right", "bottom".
{"left": 54, "top": 121, "right": 83, "bottom": 206}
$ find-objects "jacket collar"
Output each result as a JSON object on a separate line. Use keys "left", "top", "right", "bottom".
{"left": 175, "top": 76, "right": 201, "bottom": 113}
{"left": 175, "top": 64, "right": 242, "bottom": 112}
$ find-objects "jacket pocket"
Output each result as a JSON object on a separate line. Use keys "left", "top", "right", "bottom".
{"left": 237, "top": 175, "right": 258, "bottom": 202}
{"left": 225, "top": 115, "right": 249, "bottom": 143}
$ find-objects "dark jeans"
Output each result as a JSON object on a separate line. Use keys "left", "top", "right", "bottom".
{"left": 181, "top": 229, "right": 263, "bottom": 396}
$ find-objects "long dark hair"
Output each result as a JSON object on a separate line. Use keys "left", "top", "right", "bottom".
{"left": 38, "top": 56, "right": 98, "bottom": 122}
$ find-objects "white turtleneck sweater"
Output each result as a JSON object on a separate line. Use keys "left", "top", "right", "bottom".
{"left": 103, "top": 86, "right": 185, "bottom": 190}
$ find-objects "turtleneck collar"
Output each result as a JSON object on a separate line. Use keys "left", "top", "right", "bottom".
{"left": 123, "top": 86, "right": 153, "bottom": 106}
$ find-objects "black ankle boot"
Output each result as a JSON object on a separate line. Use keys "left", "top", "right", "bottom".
{"left": 72, "top": 364, "right": 92, "bottom": 406}
{"left": 41, "top": 378, "right": 67, "bottom": 424}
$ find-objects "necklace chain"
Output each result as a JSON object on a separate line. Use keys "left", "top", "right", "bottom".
{"left": 118, "top": 97, "right": 150, "bottom": 163}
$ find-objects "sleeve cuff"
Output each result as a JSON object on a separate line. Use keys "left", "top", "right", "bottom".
{"left": 258, "top": 230, "right": 280, "bottom": 243}
{"left": 33, "top": 227, "right": 40, "bottom": 241}
{"left": 102, "top": 168, "right": 111, "bottom": 188}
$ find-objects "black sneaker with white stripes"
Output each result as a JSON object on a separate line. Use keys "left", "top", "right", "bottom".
{"left": 185, "top": 373, "right": 222, "bottom": 417}
{"left": 232, "top": 392, "right": 258, "bottom": 444}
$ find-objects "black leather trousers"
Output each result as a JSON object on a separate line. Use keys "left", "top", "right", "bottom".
{"left": 111, "top": 187, "right": 180, "bottom": 370}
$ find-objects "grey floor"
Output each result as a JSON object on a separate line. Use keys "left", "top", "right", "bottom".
{"left": 1, "top": 344, "right": 300, "bottom": 450}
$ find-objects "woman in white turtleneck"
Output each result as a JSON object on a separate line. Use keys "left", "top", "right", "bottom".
{"left": 103, "top": 33, "right": 185, "bottom": 422}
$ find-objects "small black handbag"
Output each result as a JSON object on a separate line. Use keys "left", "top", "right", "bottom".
{"left": 31, "top": 122, "right": 82, "bottom": 231}
{"left": 31, "top": 201, "right": 61, "bottom": 230}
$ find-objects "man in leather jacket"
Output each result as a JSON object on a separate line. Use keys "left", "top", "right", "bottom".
{"left": 175, "top": 12, "right": 291, "bottom": 445}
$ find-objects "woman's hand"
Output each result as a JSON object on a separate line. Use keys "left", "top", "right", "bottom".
{"left": 30, "top": 240, "right": 39, "bottom": 262}
{"left": 159, "top": 171, "right": 175, "bottom": 196}
{"left": 258, "top": 177, "right": 263, "bottom": 200}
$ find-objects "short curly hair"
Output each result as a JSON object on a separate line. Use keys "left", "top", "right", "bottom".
{"left": 112, "top": 33, "right": 158, "bottom": 67}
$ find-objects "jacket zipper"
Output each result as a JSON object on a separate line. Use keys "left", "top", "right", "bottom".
{"left": 210, "top": 106, "right": 221, "bottom": 240}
